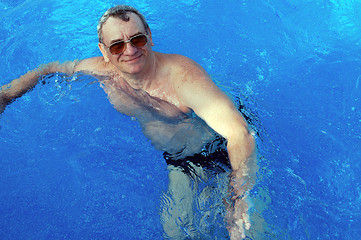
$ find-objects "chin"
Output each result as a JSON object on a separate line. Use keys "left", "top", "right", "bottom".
{"left": 125, "top": 64, "right": 144, "bottom": 74}
{"left": 123, "top": 60, "right": 146, "bottom": 74}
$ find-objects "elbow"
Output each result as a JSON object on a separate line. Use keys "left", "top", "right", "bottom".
{"left": 240, "top": 127, "right": 256, "bottom": 155}
{"left": 227, "top": 126, "right": 256, "bottom": 157}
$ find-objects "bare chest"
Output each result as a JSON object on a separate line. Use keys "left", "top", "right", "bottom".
{"left": 146, "top": 84, "right": 190, "bottom": 114}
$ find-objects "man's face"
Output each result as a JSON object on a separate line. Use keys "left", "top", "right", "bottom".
{"left": 99, "top": 13, "right": 153, "bottom": 75}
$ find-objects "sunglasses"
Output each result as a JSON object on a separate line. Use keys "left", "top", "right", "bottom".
{"left": 104, "top": 34, "right": 148, "bottom": 55}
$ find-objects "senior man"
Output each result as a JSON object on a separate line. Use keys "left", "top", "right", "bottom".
{"left": 0, "top": 5, "right": 257, "bottom": 239}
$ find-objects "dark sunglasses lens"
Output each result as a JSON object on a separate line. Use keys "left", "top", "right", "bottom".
{"left": 131, "top": 35, "right": 147, "bottom": 47}
{"left": 109, "top": 42, "right": 125, "bottom": 55}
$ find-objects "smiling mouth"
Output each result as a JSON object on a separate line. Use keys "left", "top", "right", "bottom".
{"left": 123, "top": 55, "right": 142, "bottom": 63}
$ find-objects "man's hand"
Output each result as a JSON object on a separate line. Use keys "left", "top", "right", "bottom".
{"left": 0, "top": 92, "right": 7, "bottom": 114}
{"left": 225, "top": 160, "right": 257, "bottom": 239}
{"left": 227, "top": 197, "right": 251, "bottom": 239}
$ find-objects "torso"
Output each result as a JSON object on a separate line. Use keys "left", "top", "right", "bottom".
{"left": 74, "top": 52, "right": 217, "bottom": 158}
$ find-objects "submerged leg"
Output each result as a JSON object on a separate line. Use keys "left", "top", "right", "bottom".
{"left": 161, "top": 164, "right": 207, "bottom": 239}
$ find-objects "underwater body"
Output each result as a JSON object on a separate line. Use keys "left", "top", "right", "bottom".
{"left": 1, "top": 0, "right": 361, "bottom": 239}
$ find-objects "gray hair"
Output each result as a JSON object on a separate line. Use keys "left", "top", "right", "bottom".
{"left": 97, "top": 5, "right": 150, "bottom": 43}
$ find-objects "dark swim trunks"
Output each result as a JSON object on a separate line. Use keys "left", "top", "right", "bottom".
{"left": 163, "top": 137, "right": 231, "bottom": 176}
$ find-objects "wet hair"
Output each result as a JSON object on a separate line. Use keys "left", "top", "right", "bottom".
{"left": 97, "top": 5, "right": 150, "bottom": 43}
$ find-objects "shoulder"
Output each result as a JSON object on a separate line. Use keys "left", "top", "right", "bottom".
{"left": 158, "top": 53, "right": 209, "bottom": 84}
{"left": 161, "top": 53, "right": 204, "bottom": 70}
{"left": 74, "top": 56, "right": 111, "bottom": 75}
{"left": 158, "top": 53, "right": 222, "bottom": 105}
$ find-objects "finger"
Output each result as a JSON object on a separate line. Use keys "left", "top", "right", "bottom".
{"left": 230, "top": 225, "right": 246, "bottom": 240}
{"left": 242, "top": 212, "right": 251, "bottom": 230}
{"left": 235, "top": 219, "right": 246, "bottom": 239}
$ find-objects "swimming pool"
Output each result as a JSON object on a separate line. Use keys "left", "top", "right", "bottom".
{"left": 1, "top": 0, "right": 360, "bottom": 239}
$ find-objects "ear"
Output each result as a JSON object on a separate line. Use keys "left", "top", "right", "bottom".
{"left": 147, "top": 28, "right": 154, "bottom": 46}
{"left": 98, "top": 42, "right": 110, "bottom": 62}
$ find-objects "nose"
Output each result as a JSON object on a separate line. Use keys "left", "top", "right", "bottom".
{"left": 123, "top": 41, "right": 138, "bottom": 56}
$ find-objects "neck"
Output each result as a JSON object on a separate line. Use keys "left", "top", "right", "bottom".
{"left": 120, "top": 51, "right": 157, "bottom": 90}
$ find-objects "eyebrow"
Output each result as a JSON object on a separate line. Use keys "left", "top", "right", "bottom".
{"left": 109, "top": 32, "right": 143, "bottom": 45}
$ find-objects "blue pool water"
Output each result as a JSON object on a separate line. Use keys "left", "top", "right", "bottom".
{"left": 1, "top": 0, "right": 361, "bottom": 239}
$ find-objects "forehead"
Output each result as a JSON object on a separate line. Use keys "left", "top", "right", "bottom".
{"left": 102, "top": 13, "right": 145, "bottom": 43}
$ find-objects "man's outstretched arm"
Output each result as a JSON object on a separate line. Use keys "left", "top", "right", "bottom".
{"left": 0, "top": 61, "right": 78, "bottom": 113}
{"left": 0, "top": 56, "right": 110, "bottom": 114}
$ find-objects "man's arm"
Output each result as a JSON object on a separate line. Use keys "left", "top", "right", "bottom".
{"left": 174, "top": 56, "right": 255, "bottom": 169}
{"left": 174, "top": 56, "right": 256, "bottom": 239}
{"left": 0, "top": 61, "right": 77, "bottom": 113}
{"left": 0, "top": 57, "right": 105, "bottom": 114}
